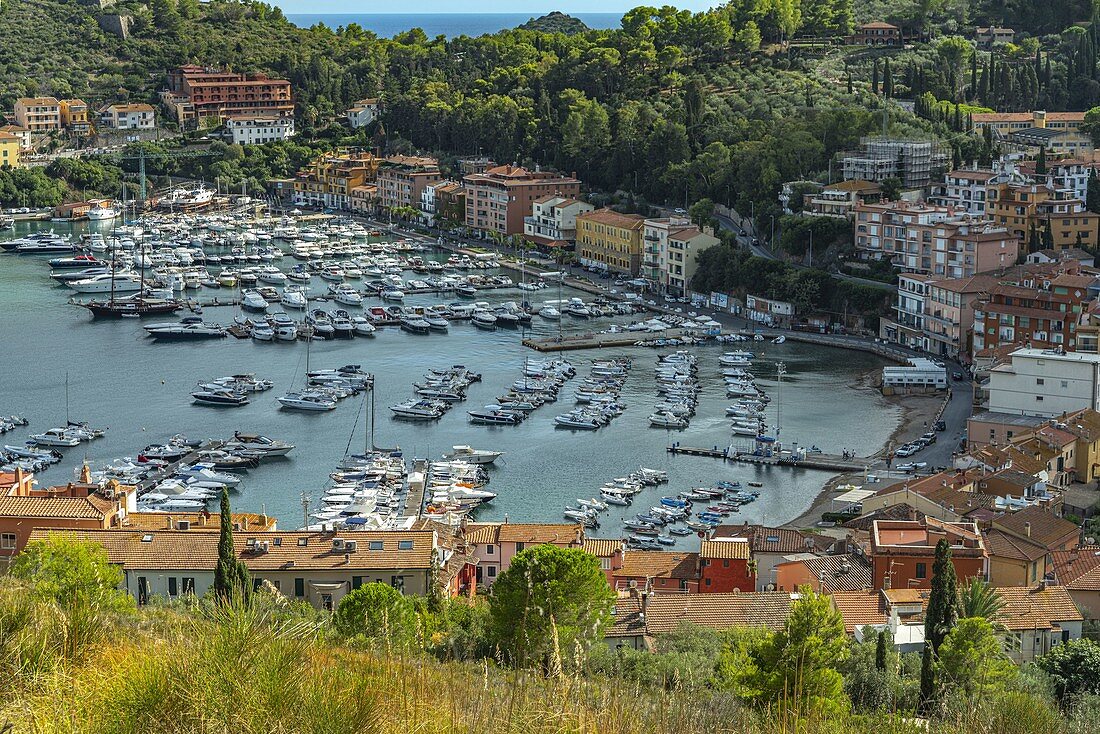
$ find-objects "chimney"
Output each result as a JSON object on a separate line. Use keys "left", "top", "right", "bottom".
{"left": 166, "top": 516, "right": 174, "bottom": 530}
{"left": 13, "top": 466, "right": 24, "bottom": 494}
{"left": 1024, "top": 522, "right": 1032, "bottom": 538}
{"left": 640, "top": 589, "right": 650, "bottom": 614}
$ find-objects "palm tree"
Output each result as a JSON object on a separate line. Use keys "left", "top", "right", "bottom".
{"left": 956, "top": 577, "right": 1005, "bottom": 621}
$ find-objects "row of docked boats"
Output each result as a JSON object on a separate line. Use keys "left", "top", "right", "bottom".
{"left": 279, "top": 365, "right": 373, "bottom": 412}
{"left": 493, "top": 358, "right": 575, "bottom": 416}
{"left": 313, "top": 451, "right": 410, "bottom": 528}
{"left": 648, "top": 351, "right": 699, "bottom": 430}
{"left": 555, "top": 358, "right": 631, "bottom": 430}
{"left": 191, "top": 374, "right": 275, "bottom": 407}
{"left": 390, "top": 366, "right": 481, "bottom": 421}
{"left": 26, "top": 421, "right": 108, "bottom": 447}
{"left": 719, "top": 351, "right": 774, "bottom": 438}
{"left": 0, "top": 415, "right": 28, "bottom": 435}
{"left": 619, "top": 480, "right": 762, "bottom": 547}
{"left": 563, "top": 467, "right": 669, "bottom": 530}
{"left": 424, "top": 459, "right": 497, "bottom": 515}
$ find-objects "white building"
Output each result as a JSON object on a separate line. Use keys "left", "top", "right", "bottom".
{"left": 523, "top": 195, "right": 593, "bottom": 245}
{"left": 988, "top": 348, "right": 1100, "bottom": 417}
{"left": 346, "top": 98, "right": 381, "bottom": 129}
{"left": 640, "top": 217, "right": 721, "bottom": 296}
{"left": 99, "top": 103, "right": 156, "bottom": 130}
{"left": 882, "top": 358, "right": 947, "bottom": 390}
{"left": 225, "top": 116, "right": 295, "bottom": 145}
{"left": 927, "top": 169, "right": 1001, "bottom": 215}
{"left": 745, "top": 293, "right": 795, "bottom": 327}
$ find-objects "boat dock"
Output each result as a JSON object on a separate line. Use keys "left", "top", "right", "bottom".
{"left": 404, "top": 458, "right": 428, "bottom": 518}
{"left": 134, "top": 439, "right": 225, "bottom": 494}
{"left": 524, "top": 327, "right": 724, "bottom": 352}
{"left": 667, "top": 445, "right": 869, "bottom": 472}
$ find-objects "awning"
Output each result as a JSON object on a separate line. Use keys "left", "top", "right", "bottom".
{"left": 834, "top": 487, "right": 874, "bottom": 505}
{"left": 308, "top": 582, "right": 347, "bottom": 591}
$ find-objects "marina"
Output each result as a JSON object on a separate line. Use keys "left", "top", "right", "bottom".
{"left": 0, "top": 214, "right": 902, "bottom": 547}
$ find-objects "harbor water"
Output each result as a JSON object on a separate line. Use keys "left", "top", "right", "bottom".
{"left": 0, "top": 219, "right": 901, "bottom": 543}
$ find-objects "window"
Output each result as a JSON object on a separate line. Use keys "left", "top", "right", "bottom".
{"left": 723, "top": 559, "right": 730, "bottom": 568}
{"left": 369, "top": 540, "right": 384, "bottom": 550}
{"left": 487, "top": 566, "right": 496, "bottom": 578}
{"left": 1036, "top": 378, "right": 1045, "bottom": 385}
{"left": 485, "top": 544, "right": 495, "bottom": 555}
{"left": 704, "top": 577, "right": 712, "bottom": 587}
{"left": 297, "top": 538, "right": 308, "bottom": 546}
{"left": 515, "top": 542, "right": 525, "bottom": 552}
{"left": 1037, "top": 396, "right": 1044, "bottom": 402}
{"left": 168, "top": 577, "right": 178, "bottom": 597}
{"left": 398, "top": 540, "right": 414, "bottom": 550}
{"left": 915, "top": 563, "right": 927, "bottom": 579}
{"left": 391, "top": 575, "right": 406, "bottom": 592}
{"left": 294, "top": 578, "right": 305, "bottom": 597}
{"left": 182, "top": 577, "right": 195, "bottom": 595}
{"left": 0, "top": 533, "right": 15, "bottom": 550}
{"left": 352, "top": 576, "right": 363, "bottom": 590}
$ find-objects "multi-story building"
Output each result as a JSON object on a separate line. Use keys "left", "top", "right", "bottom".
{"left": 349, "top": 184, "right": 378, "bottom": 215}
{"left": 99, "top": 103, "right": 156, "bottom": 130}
{"left": 463, "top": 522, "right": 583, "bottom": 588}
{"left": 13, "top": 97, "right": 61, "bottom": 132}
{"left": 1016, "top": 159, "right": 1092, "bottom": 203}
{"left": 923, "top": 274, "right": 1001, "bottom": 360}
{"left": 848, "top": 22, "right": 902, "bottom": 45}
{"left": 575, "top": 208, "right": 646, "bottom": 275}
{"left": 0, "top": 132, "right": 21, "bottom": 169}
{"left": 0, "top": 125, "right": 31, "bottom": 150}
{"left": 841, "top": 137, "right": 949, "bottom": 189}
{"left": 988, "top": 347, "right": 1100, "bottom": 417}
{"left": 523, "top": 195, "right": 593, "bottom": 247}
{"left": 640, "top": 217, "right": 720, "bottom": 296}
{"left": 927, "top": 168, "right": 1002, "bottom": 215}
{"left": 432, "top": 182, "right": 466, "bottom": 226}
{"left": 346, "top": 98, "right": 381, "bottom": 129}
{"left": 58, "top": 99, "right": 90, "bottom": 133}
{"left": 880, "top": 273, "right": 934, "bottom": 350}
{"left": 976, "top": 26, "right": 1015, "bottom": 49}
{"left": 293, "top": 150, "right": 380, "bottom": 210}
{"left": 225, "top": 116, "right": 295, "bottom": 145}
{"left": 853, "top": 201, "right": 1019, "bottom": 277}
{"left": 801, "top": 179, "right": 882, "bottom": 218}
{"left": 972, "top": 273, "right": 1095, "bottom": 356}
{"left": 987, "top": 180, "right": 1100, "bottom": 252}
{"left": 163, "top": 65, "right": 293, "bottom": 127}
{"left": 463, "top": 165, "right": 581, "bottom": 236}
{"left": 377, "top": 155, "right": 441, "bottom": 212}
{"left": 869, "top": 519, "right": 987, "bottom": 590}
{"left": 972, "top": 111, "right": 1090, "bottom": 155}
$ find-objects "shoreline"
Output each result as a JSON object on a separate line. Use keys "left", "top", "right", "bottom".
{"left": 780, "top": 377, "right": 943, "bottom": 531}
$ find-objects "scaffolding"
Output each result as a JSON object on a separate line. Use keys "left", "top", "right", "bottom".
{"left": 841, "top": 137, "right": 949, "bottom": 189}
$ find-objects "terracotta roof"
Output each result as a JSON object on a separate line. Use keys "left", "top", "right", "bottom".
{"left": 824, "top": 179, "right": 881, "bottom": 192}
{"left": 608, "top": 592, "right": 796, "bottom": 637}
{"left": 28, "top": 529, "right": 436, "bottom": 571}
{"left": 883, "top": 588, "right": 929, "bottom": 605}
{"left": 946, "top": 169, "right": 999, "bottom": 181}
{"left": 582, "top": 538, "right": 623, "bottom": 557}
{"left": 1061, "top": 409, "right": 1100, "bottom": 442}
{"left": 983, "top": 528, "right": 1049, "bottom": 562}
{"left": 0, "top": 132, "right": 19, "bottom": 142}
{"left": 105, "top": 103, "right": 154, "bottom": 113}
{"left": 0, "top": 495, "right": 113, "bottom": 520}
{"left": 992, "top": 506, "right": 1079, "bottom": 549}
{"left": 994, "top": 585, "right": 1083, "bottom": 630}
{"left": 973, "top": 112, "right": 1085, "bottom": 123}
{"left": 497, "top": 522, "right": 582, "bottom": 545}
{"left": 859, "top": 22, "right": 898, "bottom": 30}
{"left": 462, "top": 523, "right": 500, "bottom": 545}
{"left": 16, "top": 97, "right": 59, "bottom": 106}
{"left": 1052, "top": 546, "right": 1100, "bottom": 590}
{"left": 615, "top": 551, "right": 699, "bottom": 580}
{"left": 122, "top": 511, "right": 276, "bottom": 532}
{"left": 830, "top": 590, "right": 888, "bottom": 633}
{"left": 712, "top": 524, "right": 815, "bottom": 553}
{"left": 844, "top": 504, "right": 926, "bottom": 531}
{"left": 794, "top": 554, "right": 874, "bottom": 593}
{"left": 577, "top": 208, "right": 646, "bottom": 230}
{"left": 700, "top": 538, "right": 750, "bottom": 560}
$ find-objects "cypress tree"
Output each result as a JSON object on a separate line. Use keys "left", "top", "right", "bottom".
{"left": 872, "top": 58, "right": 880, "bottom": 95}
{"left": 214, "top": 492, "right": 251, "bottom": 603}
{"left": 875, "top": 629, "right": 888, "bottom": 671}
{"left": 970, "top": 52, "right": 978, "bottom": 99}
{"left": 919, "top": 640, "right": 936, "bottom": 711}
{"left": 1036, "top": 145, "right": 1047, "bottom": 176}
{"left": 883, "top": 58, "right": 893, "bottom": 99}
{"left": 920, "top": 539, "right": 958, "bottom": 711}
{"left": 1043, "top": 217, "right": 1055, "bottom": 249}
{"left": 847, "top": 70, "right": 853, "bottom": 94}
{"left": 1087, "top": 169, "right": 1100, "bottom": 213}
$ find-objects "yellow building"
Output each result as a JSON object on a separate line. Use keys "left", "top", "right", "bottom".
{"left": 575, "top": 209, "right": 647, "bottom": 275}
{"left": 0, "top": 132, "right": 21, "bottom": 168}
{"left": 58, "top": 99, "right": 91, "bottom": 133}
{"left": 987, "top": 181, "right": 1100, "bottom": 250}
{"left": 293, "top": 150, "right": 380, "bottom": 210}
{"left": 971, "top": 110, "right": 1091, "bottom": 155}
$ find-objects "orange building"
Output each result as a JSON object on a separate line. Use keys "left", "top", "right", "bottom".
{"left": 463, "top": 165, "right": 581, "bottom": 236}
{"left": 164, "top": 65, "right": 293, "bottom": 126}
{"left": 869, "top": 518, "right": 987, "bottom": 590}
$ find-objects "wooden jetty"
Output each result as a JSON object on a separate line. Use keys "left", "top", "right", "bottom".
{"left": 403, "top": 458, "right": 428, "bottom": 518}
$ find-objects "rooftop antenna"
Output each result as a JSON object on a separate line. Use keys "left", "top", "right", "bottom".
{"left": 300, "top": 492, "right": 312, "bottom": 531}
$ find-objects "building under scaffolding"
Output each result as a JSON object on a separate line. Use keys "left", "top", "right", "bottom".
{"left": 841, "top": 137, "right": 949, "bottom": 190}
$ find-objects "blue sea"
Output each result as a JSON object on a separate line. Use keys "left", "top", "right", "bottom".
{"left": 285, "top": 12, "right": 623, "bottom": 37}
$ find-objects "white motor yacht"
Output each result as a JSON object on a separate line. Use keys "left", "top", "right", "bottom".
{"left": 351, "top": 316, "right": 376, "bottom": 337}
{"left": 281, "top": 285, "right": 308, "bottom": 309}
{"left": 539, "top": 306, "right": 561, "bottom": 320}
{"left": 251, "top": 322, "right": 276, "bottom": 341}
{"left": 241, "top": 290, "right": 269, "bottom": 312}
{"left": 277, "top": 391, "right": 337, "bottom": 411}
{"left": 444, "top": 445, "right": 504, "bottom": 464}
{"left": 67, "top": 272, "right": 143, "bottom": 293}
{"left": 649, "top": 411, "right": 689, "bottom": 429}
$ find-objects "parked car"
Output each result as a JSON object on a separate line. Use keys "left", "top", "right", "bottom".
{"left": 921, "top": 432, "right": 937, "bottom": 444}
{"left": 952, "top": 371, "right": 964, "bottom": 380}
{"left": 934, "top": 420, "right": 947, "bottom": 432}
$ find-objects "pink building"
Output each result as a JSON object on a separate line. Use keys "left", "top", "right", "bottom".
{"left": 462, "top": 522, "right": 584, "bottom": 587}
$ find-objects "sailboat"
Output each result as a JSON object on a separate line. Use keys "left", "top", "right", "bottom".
{"left": 82, "top": 185, "right": 182, "bottom": 317}
{"left": 277, "top": 333, "right": 336, "bottom": 411}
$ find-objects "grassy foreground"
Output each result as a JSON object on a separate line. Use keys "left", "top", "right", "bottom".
{"left": 0, "top": 588, "right": 1095, "bottom": 734}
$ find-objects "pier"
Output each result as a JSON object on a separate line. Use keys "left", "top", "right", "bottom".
{"left": 524, "top": 327, "right": 716, "bottom": 352}
{"left": 134, "top": 439, "right": 225, "bottom": 494}
{"left": 403, "top": 458, "right": 428, "bottom": 518}
{"left": 667, "top": 445, "right": 870, "bottom": 472}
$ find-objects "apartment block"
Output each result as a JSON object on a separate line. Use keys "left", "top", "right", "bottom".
{"left": 853, "top": 201, "right": 1020, "bottom": 277}
{"left": 13, "top": 97, "right": 61, "bottom": 132}
{"left": 927, "top": 169, "right": 1002, "bottom": 215}
{"left": 293, "top": 150, "right": 380, "bottom": 210}
{"left": 972, "top": 111, "right": 1090, "bottom": 155}
{"left": 421, "top": 181, "right": 465, "bottom": 225}
{"left": 800, "top": 179, "right": 881, "bottom": 218}
{"left": 163, "top": 65, "right": 293, "bottom": 126}
{"left": 225, "top": 116, "right": 295, "bottom": 145}
{"left": 0, "top": 132, "right": 21, "bottom": 169}
{"left": 641, "top": 217, "right": 721, "bottom": 296}
{"left": 463, "top": 165, "right": 581, "bottom": 236}
{"left": 0, "top": 125, "right": 31, "bottom": 150}
{"left": 1016, "top": 159, "right": 1091, "bottom": 203}
{"left": 973, "top": 273, "right": 1095, "bottom": 356}
{"left": 58, "top": 99, "right": 90, "bottom": 133}
{"left": 100, "top": 103, "right": 156, "bottom": 130}
{"left": 377, "top": 155, "right": 442, "bottom": 212}
{"left": 988, "top": 348, "right": 1100, "bottom": 417}
{"left": 576, "top": 208, "right": 646, "bottom": 275}
{"left": 987, "top": 181, "right": 1100, "bottom": 251}
{"left": 523, "top": 195, "right": 594, "bottom": 247}
{"left": 869, "top": 519, "right": 987, "bottom": 590}
{"left": 841, "top": 137, "right": 949, "bottom": 189}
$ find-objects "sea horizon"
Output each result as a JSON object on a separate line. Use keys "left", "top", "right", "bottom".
{"left": 285, "top": 12, "right": 624, "bottom": 38}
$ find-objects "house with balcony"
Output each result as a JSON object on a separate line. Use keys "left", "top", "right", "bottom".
{"left": 523, "top": 195, "right": 593, "bottom": 249}
{"left": 13, "top": 97, "right": 61, "bottom": 132}
{"left": 986, "top": 181, "right": 1100, "bottom": 251}
{"left": 802, "top": 179, "right": 882, "bottom": 218}
{"left": 163, "top": 65, "right": 293, "bottom": 127}
{"left": 869, "top": 518, "right": 987, "bottom": 590}
{"left": 463, "top": 165, "right": 581, "bottom": 237}
{"left": 640, "top": 217, "right": 719, "bottom": 296}
{"left": 293, "top": 149, "right": 380, "bottom": 210}
{"left": 346, "top": 98, "right": 381, "bottom": 129}
{"left": 972, "top": 111, "right": 1091, "bottom": 156}
{"left": 376, "top": 155, "right": 441, "bottom": 214}
{"left": 848, "top": 22, "right": 902, "bottom": 45}
{"left": 973, "top": 273, "right": 1095, "bottom": 356}
{"left": 100, "top": 103, "right": 156, "bottom": 130}
{"left": 462, "top": 522, "right": 584, "bottom": 588}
